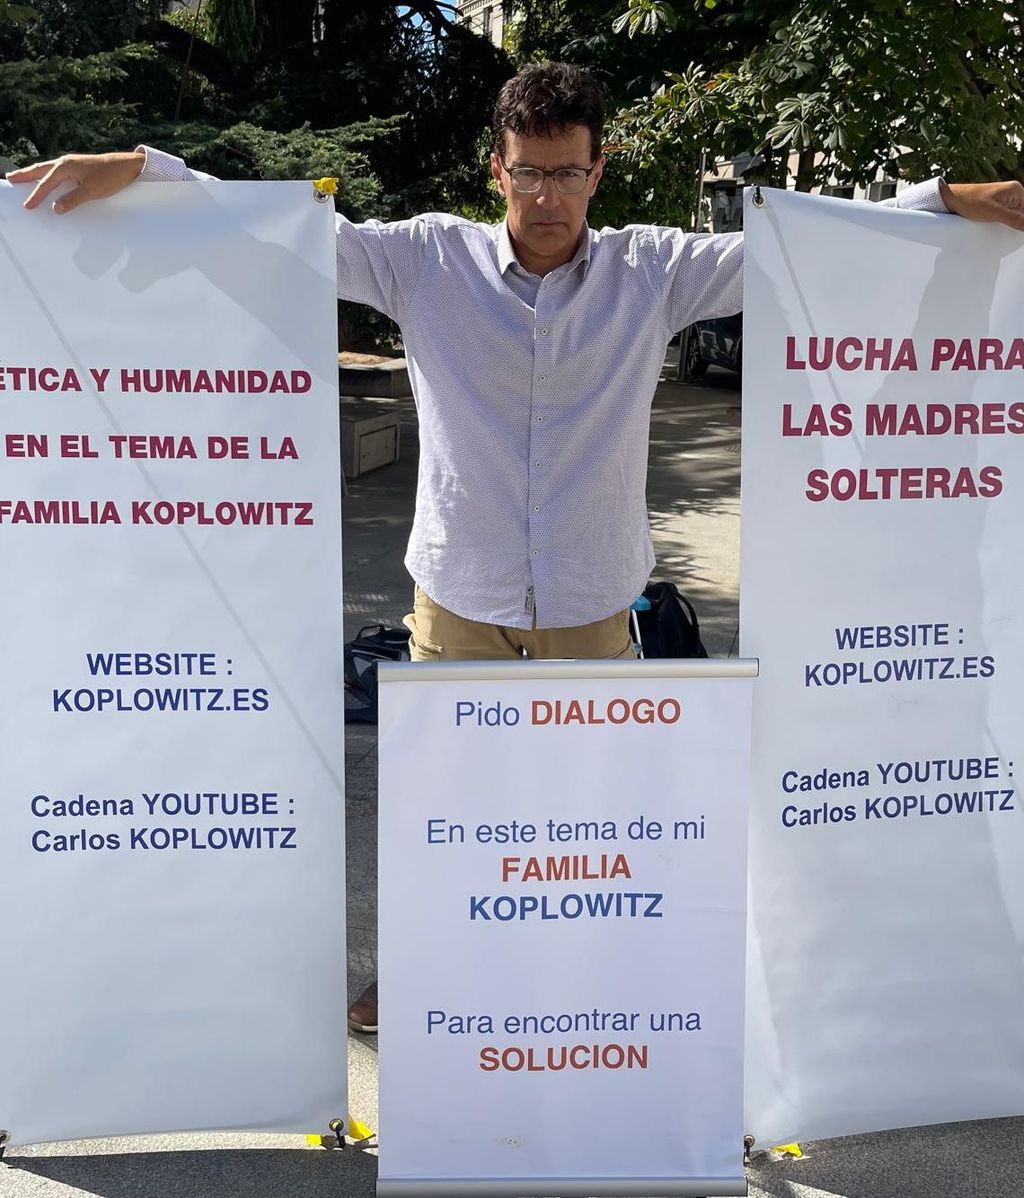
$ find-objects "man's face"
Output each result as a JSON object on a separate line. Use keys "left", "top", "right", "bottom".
{"left": 490, "top": 125, "right": 603, "bottom": 275}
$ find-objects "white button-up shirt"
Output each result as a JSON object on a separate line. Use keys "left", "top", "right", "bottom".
{"left": 140, "top": 149, "right": 946, "bottom": 629}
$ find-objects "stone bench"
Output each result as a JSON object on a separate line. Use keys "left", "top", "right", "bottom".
{"left": 338, "top": 357, "right": 411, "bottom": 398}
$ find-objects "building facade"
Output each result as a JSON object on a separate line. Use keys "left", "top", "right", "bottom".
{"left": 457, "top": 0, "right": 505, "bottom": 48}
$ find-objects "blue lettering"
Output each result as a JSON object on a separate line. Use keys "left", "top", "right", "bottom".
{"left": 584, "top": 892, "right": 614, "bottom": 916}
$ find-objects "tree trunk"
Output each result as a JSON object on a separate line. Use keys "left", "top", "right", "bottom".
{"left": 795, "top": 147, "right": 816, "bottom": 193}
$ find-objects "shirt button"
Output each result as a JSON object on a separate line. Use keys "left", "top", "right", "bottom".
{"left": 534, "top": 461, "right": 541, "bottom": 467}
{"left": 533, "top": 506, "right": 540, "bottom": 512}
{"left": 540, "top": 328, "right": 549, "bottom": 335}
{"left": 536, "top": 416, "right": 544, "bottom": 423}
{"left": 538, "top": 374, "right": 546, "bottom": 381}
{"left": 532, "top": 550, "right": 539, "bottom": 556}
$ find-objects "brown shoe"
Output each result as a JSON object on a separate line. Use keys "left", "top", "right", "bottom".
{"left": 347, "top": 980, "right": 378, "bottom": 1033}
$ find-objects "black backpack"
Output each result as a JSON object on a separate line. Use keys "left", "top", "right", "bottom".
{"left": 634, "top": 581, "right": 709, "bottom": 659}
{"left": 344, "top": 624, "right": 412, "bottom": 723}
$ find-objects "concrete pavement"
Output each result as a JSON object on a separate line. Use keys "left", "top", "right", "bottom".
{"left": 5, "top": 364, "right": 1024, "bottom": 1195}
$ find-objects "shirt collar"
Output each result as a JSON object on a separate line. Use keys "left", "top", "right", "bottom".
{"left": 497, "top": 221, "right": 593, "bottom": 278}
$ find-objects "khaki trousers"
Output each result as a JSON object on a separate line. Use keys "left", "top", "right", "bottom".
{"left": 404, "top": 585, "right": 635, "bottom": 662}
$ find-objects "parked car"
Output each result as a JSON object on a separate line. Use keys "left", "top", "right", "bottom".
{"left": 680, "top": 313, "right": 743, "bottom": 381}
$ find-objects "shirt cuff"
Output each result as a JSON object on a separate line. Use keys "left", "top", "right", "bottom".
{"left": 892, "top": 177, "right": 948, "bottom": 214}
{"left": 135, "top": 145, "right": 191, "bottom": 182}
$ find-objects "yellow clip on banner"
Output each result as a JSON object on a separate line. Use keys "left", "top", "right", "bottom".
{"left": 305, "top": 1117, "right": 376, "bottom": 1147}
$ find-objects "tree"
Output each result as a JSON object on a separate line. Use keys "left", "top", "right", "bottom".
{"left": 0, "top": 2, "right": 514, "bottom": 219}
{"left": 0, "top": 1, "right": 513, "bottom": 347}
{"left": 20, "top": 0, "right": 163, "bottom": 57}
{"left": 610, "top": 0, "right": 1024, "bottom": 190}
{"left": 206, "top": 0, "right": 257, "bottom": 65}
{"left": 152, "top": 1, "right": 511, "bottom": 216}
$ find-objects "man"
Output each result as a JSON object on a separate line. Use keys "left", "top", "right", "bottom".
{"left": 9, "top": 63, "right": 1024, "bottom": 1034}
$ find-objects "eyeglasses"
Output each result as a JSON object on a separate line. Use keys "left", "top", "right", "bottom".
{"left": 499, "top": 159, "right": 599, "bottom": 195}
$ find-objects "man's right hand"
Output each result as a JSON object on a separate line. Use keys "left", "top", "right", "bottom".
{"left": 5, "top": 151, "right": 146, "bottom": 214}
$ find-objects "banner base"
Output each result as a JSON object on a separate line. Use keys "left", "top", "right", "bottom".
{"left": 377, "top": 1177, "right": 746, "bottom": 1196}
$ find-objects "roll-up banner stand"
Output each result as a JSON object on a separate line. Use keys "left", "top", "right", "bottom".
{"left": 742, "top": 187, "right": 1024, "bottom": 1144}
{"left": 376, "top": 658, "right": 756, "bottom": 1197}
{"left": 0, "top": 180, "right": 347, "bottom": 1145}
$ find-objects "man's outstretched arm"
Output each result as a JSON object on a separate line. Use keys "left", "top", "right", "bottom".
{"left": 10, "top": 150, "right": 1024, "bottom": 230}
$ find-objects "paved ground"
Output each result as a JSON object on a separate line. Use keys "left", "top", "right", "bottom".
{"left": 5, "top": 362, "right": 1024, "bottom": 1195}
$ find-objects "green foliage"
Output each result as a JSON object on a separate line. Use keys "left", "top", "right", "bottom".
{"left": 611, "top": 0, "right": 678, "bottom": 38}
{"left": 161, "top": 3, "right": 213, "bottom": 43}
{"left": 207, "top": 0, "right": 257, "bottom": 64}
{"left": 612, "top": 0, "right": 1024, "bottom": 188}
{"left": 22, "top": 0, "right": 162, "bottom": 57}
{"left": 168, "top": 118, "right": 397, "bottom": 222}
{"left": 0, "top": 1, "right": 35, "bottom": 28}
{"left": 603, "top": 87, "right": 704, "bottom": 227}
{"left": 0, "top": 45, "right": 174, "bottom": 161}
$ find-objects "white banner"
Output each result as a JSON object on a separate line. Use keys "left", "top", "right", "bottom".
{"left": 741, "top": 187, "right": 1024, "bottom": 1144}
{"left": 0, "top": 181, "right": 347, "bottom": 1144}
{"left": 376, "top": 660, "right": 754, "bottom": 1197}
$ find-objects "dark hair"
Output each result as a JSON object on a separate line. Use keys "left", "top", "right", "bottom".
{"left": 492, "top": 61, "right": 605, "bottom": 163}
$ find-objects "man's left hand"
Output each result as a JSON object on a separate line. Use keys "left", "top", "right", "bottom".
{"left": 940, "top": 180, "right": 1024, "bottom": 231}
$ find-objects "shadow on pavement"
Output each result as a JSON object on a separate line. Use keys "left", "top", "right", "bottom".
{"left": 748, "top": 1116, "right": 1024, "bottom": 1198}
{"left": 646, "top": 373, "right": 742, "bottom": 656}
{"left": 4, "top": 1144, "right": 378, "bottom": 1198}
